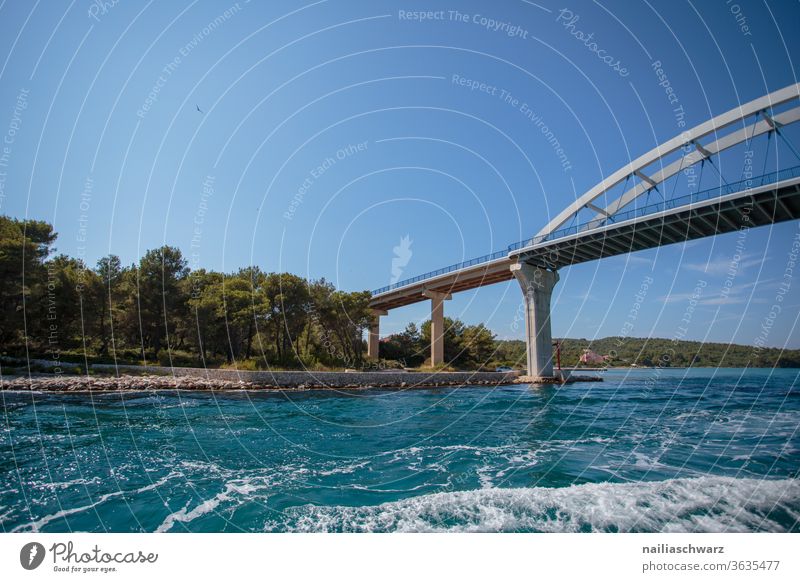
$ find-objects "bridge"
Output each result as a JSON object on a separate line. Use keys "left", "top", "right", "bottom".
{"left": 368, "top": 83, "right": 800, "bottom": 379}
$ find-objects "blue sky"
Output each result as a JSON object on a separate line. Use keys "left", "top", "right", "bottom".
{"left": 0, "top": 0, "right": 798, "bottom": 348}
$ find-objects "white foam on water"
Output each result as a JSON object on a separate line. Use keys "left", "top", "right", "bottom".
{"left": 277, "top": 476, "right": 800, "bottom": 533}
{"left": 156, "top": 476, "right": 274, "bottom": 532}
{"left": 35, "top": 476, "right": 103, "bottom": 491}
{"left": 12, "top": 471, "right": 183, "bottom": 532}
{"left": 156, "top": 495, "right": 227, "bottom": 533}
{"left": 347, "top": 482, "right": 441, "bottom": 494}
{"left": 0, "top": 505, "right": 15, "bottom": 525}
{"left": 317, "top": 460, "right": 369, "bottom": 477}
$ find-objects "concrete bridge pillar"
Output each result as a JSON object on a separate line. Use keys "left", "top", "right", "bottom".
{"left": 422, "top": 289, "right": 451, "bottom": 366}
{"left": 510, "top": 262, "right": 560, "bottom": 378}
{"left": 367, "top": 309, "right": 387, "bottom": 359}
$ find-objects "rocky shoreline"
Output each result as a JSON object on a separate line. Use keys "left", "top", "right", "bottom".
{"left": 0, "top": 369, "right": 522, "bottom": 392}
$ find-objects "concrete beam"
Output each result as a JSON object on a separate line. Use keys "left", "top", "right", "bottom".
{"left": 661, "top": 221, "right": 688, "bottom": 242}
{"left": 510, "top": 262, "right": 560, "bottom": 378}
{"left": 422, "top": 289, "right": 452, "bottom": 301}
{"left": 762, "top": 111, "right": 782, "bottom": 129}
{"left": 776, "top": 196, "right": 793, "bottom": 220}
{"left": 716, "top": 210, "right": 739, "bottom": 231}
{"left": 634, "top": 227, "right": 664, "bottom": 247}
{"left": 752, "top": 199, "right": 775, "bottom": 223}
{"left": 422, "top": 290, "right": 450, "bottom": 366}
{"left": 694, "top": 140, "right": 712, "bottom": 158}
{"left": 597, "top": 235, "right": 630, "bottom": 255}
{"left": 586, "top": 202, "right": 611, "bottom": 217}
{"left": 566, "top": 244, "right": 596, "bottom": 263}
{"left": 635, "top": 170, "right": 658, "bottom": 188}
{"left": 367, "top": 309, "right": 388, "bottom": 360}
{"left": 684, "top": 217, "right": 708, "bottom": 239}
{"left": 690, "top": 210, "right": 719, "bottom": 233}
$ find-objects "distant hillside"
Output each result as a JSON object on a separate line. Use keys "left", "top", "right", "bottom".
{"left": 493, "top": 337, "right": 800, "bottom": 369}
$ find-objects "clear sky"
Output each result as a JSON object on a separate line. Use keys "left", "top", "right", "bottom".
{"left": 0, "top": 0, "right": 798, "bottom": 348}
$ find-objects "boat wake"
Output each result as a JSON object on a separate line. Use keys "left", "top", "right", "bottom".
{"left": 269, "top": 476, "right": 800, "bottom": 533}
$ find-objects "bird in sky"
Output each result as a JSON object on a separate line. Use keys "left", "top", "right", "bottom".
{"left": 196, "top": 105, "right": 203, "bottom": 114}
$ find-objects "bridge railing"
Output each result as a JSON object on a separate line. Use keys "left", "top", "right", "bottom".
{"left": 372, "top": 165, "right": 800, "bottom": 296}
{"left": 371, "top": 249, "right": 509, "bottom": 296}
{"left": 508, "top": 164, "right": 800, "bottom": 251}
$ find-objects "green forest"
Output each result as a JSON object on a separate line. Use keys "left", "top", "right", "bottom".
{"left": 0, "top": 215, "right": 375, "bottom": 370}
{"left": 380, "top": 326, "right": 800, "bottom": 369}
{"left": 490, "top": 337, "right": 800, "bottom": 369}
{"left": 2, "top": 215, "right": 798, "bottom": 372}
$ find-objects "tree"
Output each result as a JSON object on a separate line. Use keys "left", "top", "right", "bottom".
{"left": 305, "top": 280, "right": 371, "bottom": 368}
{"left": 36, "top": 254, "right": 88, "bottom": 351}
{"left": 461, "top": 323, "right": 496, "bottom": 368}
{"left": 215, "top": 271, "right": 269, "bottom": 362}
{"left": 6, "top": 213, "right": 800, "bottom": 371}
{"left": 262, "top": 273, "right": 310, "bottom": 364}
{"left": 381, "top": 322, "right": 424, "bottom": 366}
{"left": 0, "top": 217, "right": 56, "bottom": 348}
{"left": 94, "top": 255, "right": 122, "bottom": 355}
{"left": 186, "top": 269, "right": 226, "bottom": 361}
{"left": 135, "top": 246, "right": 188, "bottom": 359}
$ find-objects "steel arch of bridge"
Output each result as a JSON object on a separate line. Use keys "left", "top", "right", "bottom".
{"left": 367, "top": 83, "right": 800, "bottom": 374}
{"left": 370, "top": 83, "right": 800, "bottom": 298}
{"left": 537, "top": 83, "right": 800, "bottom": 240}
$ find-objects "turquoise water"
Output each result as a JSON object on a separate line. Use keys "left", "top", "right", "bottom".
{"left": 1, "top": 368, "right": 799, "bottom": 532}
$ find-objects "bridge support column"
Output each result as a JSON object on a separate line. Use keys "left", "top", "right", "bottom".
{"left": 422, "top": 290, "right": 451, "bottom": 367}
{"left": 367, "top": 309, "right": 387, "bottom": 360}
{"left": 510, "top": 262, "right": 560, "bottom": 379}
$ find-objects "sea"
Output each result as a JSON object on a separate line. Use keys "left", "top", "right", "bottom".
{"left": 1, "top": 368, "right": 798, "bottom": 533}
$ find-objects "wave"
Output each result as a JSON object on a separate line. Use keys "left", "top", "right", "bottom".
{"left": 156, "top": 479, "right": 264, "bottom": 533}
{"left": 11, "top": 471, "right": 183, "bottom": 532}
{"left": 274, "top": 476, "right": 800, "bottom": 533}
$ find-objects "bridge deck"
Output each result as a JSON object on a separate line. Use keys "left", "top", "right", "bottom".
{"left": 369, "top": 172, "right": 800, "bottom": 311}
{"left": 512, "top": 174, "right": 800, "bottom": 268}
